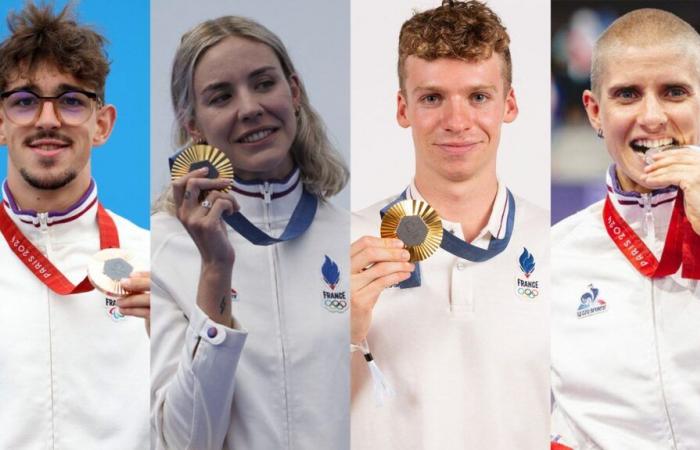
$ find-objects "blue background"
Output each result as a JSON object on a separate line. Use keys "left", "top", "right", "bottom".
{"left": 0, "top": 0, "right": 150, "bottom": 229}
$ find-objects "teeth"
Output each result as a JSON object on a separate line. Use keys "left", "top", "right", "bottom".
{"left": 240, "top": 129, "right": 273, "bottom": 143}
{"left": 631, "top": 138, "right": 673, "bottom": 150}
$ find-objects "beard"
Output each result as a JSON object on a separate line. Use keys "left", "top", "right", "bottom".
{"left": 19, "top": 166, "right": 77, "bottom": 190}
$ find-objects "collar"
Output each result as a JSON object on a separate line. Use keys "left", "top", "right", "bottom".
{"left": 230, "top": 167, "right": 303, "bottom": 225}
{"left": 407, "top": 179, "right": 510, "bottom": 249}
{"left": 605, "top": 165, "right": 677, "bottom": 253}
{"left": 2, "top": 179, "right": 98, "bottom": 229}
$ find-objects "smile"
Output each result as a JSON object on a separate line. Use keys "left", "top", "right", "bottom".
{"left": 629, "top": 137, "right": 677, "bottom": 153}
{"left": 28, "top": 139, "right": 71, "bottom": 154}
{"left": 237, "top": 128, "right": 277, "bottom": 144}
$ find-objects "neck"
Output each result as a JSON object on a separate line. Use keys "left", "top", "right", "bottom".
{"left": 414, "top": 169, "right": 498, "bottom": 242}
{"left": 6, "top": 173, "right": 92, "bottom": 213}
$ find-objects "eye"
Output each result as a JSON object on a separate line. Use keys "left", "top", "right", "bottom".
{"left": 614, "top": 88, "right": 638, "bottom": 101}
{"left": 472, "top": 92, "right": 489, "bottom": 103}
{"left": 208, "top": 92, "right": 231, "bottom": 106}
{"left": 420, "top": 93, "right": 441, "bottom": 105}
{"left": 255, "top": 79, "right": 275, "bottom": 91}
{"left": 666, "top": 86, "right": 688, "bottom": 99}
{"left": 58, "top": 92, "right": 90, "bottom": 108}
{"left": 7, "top": 92, "right": 39, "bottom": 108}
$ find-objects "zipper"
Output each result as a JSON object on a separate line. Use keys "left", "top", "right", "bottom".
{"left": 39, "top": 213, "right": 56, "bottom": 449}
{"left": 261, "top": 182, "right": 292, "bottom": 447}
{"left": 38, "top": 212, "right": 49, "bottom": 232}
{"left": 650, "top": 280, "right": 678, "bottom": 449}
{"left": 641, "top": 193, "right": 655, "bottom": 242}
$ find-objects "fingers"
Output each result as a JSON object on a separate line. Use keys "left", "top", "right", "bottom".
{"left": 120, "top": 272, "right": 150, "bottom": 294}
{"left": 117, "top": 293, "right": 149, "bottom": 309}
{"left": 353, "top": 260, "right": 415, "bottom": 292}
{"left": 350, "top": 236, "right": 409, "bottom": 273}
{"left": 118, "top": 307, "right": 150, "bottom": 320}
{"left": 645, "top": 148, "right": 700, "bottom": 172}
{"left": 173, "top": 166, "right": 232, "bottom": 213}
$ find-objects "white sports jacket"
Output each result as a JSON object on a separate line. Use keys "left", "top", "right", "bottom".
{"left": 0, "top": 181, "right": 150, "bottom": 450}
{"left": 551, "top": 167, "right": 700, "bottom": 450}
{"left": 151, "top": 169, "right": 350, "bottom": 450}
{"left": 351, "top": 181, "right": 550, "bottom": 450}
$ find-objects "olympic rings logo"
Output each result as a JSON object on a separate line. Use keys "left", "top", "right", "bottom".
{"left": 324, "top": 298, "right": 348, "bottom": 312}
{"left": 517, "top": 287, "right": 539, "bottom": 298}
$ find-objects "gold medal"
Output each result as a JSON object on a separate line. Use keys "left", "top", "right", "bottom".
{"left": 170, "top": 144, "right": 234, "bottom": 192}
{"left": 381, "top": 200, "right": 443, "bottom": 262}
{"left": 87, "top": 248, "right": 142, "bottom": 299}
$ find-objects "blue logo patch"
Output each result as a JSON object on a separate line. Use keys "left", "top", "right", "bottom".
{"left": 321, "top": 255, "right": 347, "bottom": 313}
{"left": 515, "top": 248, "right": 539, "bottom": 300}
{"left": 577, "top": 284, "right": 607, "bottom": 318}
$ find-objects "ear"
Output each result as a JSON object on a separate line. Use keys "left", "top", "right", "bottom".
{"left": 0, "top": 113, "right": 6, "bottom": 145}
{"left": 185, "top": 119, "right": 203, "bottom": 143}
{"left": 503, "top": 86, "right": 518, "bottom": 123}
{"left": 396, "top": 90, "right": 410, "bottom": 128}
{"left": 582, "top": 89, "right": 602, "bottom": 132}
{"left": 91, "top": 104, "right": 116, "bottom": 147}
{"left": 288, "top": 73, "right": 302, "bottom": 111}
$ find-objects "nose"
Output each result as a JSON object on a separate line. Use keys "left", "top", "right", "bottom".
{"left": 238, "top": 91, "right": 263, "bottom": 122}
{"left": 35, "top": 100, "right": 61, "bottom": 129}
{"left": 442, "top": 97, "right": 472, "bottom": 132}
{"left": 638, "top": 94, "right": 667, "bottom": 131}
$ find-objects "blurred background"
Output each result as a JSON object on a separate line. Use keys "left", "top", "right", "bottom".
{"left": 551, "top": 0, "right": 700, "bottom": 224}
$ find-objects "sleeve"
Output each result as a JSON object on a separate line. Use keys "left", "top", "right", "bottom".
{"left": 150, "top": 273, "right": 247, "bottom": 450}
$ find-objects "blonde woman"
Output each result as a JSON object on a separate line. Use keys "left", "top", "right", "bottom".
{"left": 151, "top": 16, "right": 349, "bottom": 450}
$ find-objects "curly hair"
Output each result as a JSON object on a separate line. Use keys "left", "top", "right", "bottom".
{"left": 0, "top": 3, "right": 109, "bottom": 100}
{"left": 156, "top": 15, "right": 347, "bottom": 212}
{"left": 398, "top": 0, "right": 511, "bottom": 91}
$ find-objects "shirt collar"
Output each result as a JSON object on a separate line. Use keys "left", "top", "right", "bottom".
{"left": 2, "top": 179, "right": 98, "bottom": 228}
{"left": 407, "top": 179, "right": 509, "bottom": 247}
{"left": 605, "top": 165, "right": 677, "bottom": 209}
{"left": 230, "top": 167, "right": 303, "bottom": 225}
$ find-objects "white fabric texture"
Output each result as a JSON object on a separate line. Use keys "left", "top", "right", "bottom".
{"left": 351, "top": 181, "right": 550, "bottom": 450}
{"left": 551, "top": 168, "right": 700, "bottom": 450}
{"left": 0, "top": 182, "right": 150, "bottom": 450}
{"left": 151, "top": 171, "right": 350, "bottom": 450}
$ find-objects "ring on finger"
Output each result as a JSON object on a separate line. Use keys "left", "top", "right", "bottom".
{"left": 184, "top": 190, "right": 191, "bottom": 200}
{"left": 201, "top": 199, "right": 213, "bottom": 209}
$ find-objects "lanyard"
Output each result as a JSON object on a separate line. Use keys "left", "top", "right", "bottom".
{"left": 0, "top": 203, "right": 120, "bottom": 294}
{"left": 223, "top": 187, "right": 317, "bottom": 246}
{"left": 380, "top": 188, "right": 516, "bottom": 288}
{"left": 603, "top": 191, "right": 699, "bottom": 279}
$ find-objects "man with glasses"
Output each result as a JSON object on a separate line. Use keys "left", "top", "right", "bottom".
{"left": 0, "top": 4, "right": 149, "bottom": 448}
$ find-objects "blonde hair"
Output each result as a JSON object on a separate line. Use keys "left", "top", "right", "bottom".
{"left": 154, "top": 16, "right": 347, "bottom": 213}
{"left": 591, "top": 8, "right": 700, "bottom": 95}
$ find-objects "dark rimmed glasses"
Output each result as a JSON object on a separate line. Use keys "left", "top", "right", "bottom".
{"left": 0, "top": 89, "right": 101, "bottom": 126}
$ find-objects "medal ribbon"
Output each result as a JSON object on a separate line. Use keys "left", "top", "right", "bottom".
{"left": 222, "top": 188, "right": 318, "bottom": 246}
{"left": 603, "top": 190, "right": 700, "bottom": 279}
{"left": 380, "top": 188, "right": 516, "bottom": 288}
{"left": 0, "top": 203, "right": 119, "bottom": 294}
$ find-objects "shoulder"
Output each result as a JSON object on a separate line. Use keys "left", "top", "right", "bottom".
{"left": 551, "top": 199, "right": 605, "bottom": 252}
{"left": 511, "top": 192, "right": 550, "bottom": 229}
{"left": 150, "top": 211, "right": 193, "bottom": 260}
{"left": 351, "top": 194, "right": 397, "bottom": 240}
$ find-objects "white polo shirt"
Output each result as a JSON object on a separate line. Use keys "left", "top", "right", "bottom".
{"left": 0, "top": 181, "right": 150, "bottom": 450}
{"left": 551, "top": 168, "right": 700, "bottom": 450}
{"left": 351, "top": 181, "right": 550, "bottom": 450}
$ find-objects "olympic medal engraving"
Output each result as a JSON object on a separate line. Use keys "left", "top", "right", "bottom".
{"left": 170, "top": 144, "right": 234, "bottom": 192}
{"left": 88, "top": 248, "right": 142, "bottom": 299}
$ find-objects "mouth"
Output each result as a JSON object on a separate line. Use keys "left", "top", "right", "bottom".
{"left": 629, "top": 137, "right": 677, "bottom": 154}
{"left": 236, "top": 127, "right": 278, "bottom": 144}
{"left": 435, "top": 141, "right": 481, "bottom": 154}
{"left": 27, "top": 138, "right": 71, "bottom": 156}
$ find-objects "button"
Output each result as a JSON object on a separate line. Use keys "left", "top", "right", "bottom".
{"left": 207, "top": 327, "right": 218, "bottom": 338}
{"left": 456, "top": 262, "right": 466, "bottom": 271}
{"left": 201, "top": 322, "right": 226, "bottom": 345}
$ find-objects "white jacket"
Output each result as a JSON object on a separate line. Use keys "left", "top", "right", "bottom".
{"left": 151, "top": 170, "right": 350, "bottom": 450}
{"left": 551, "top": 167, "right": 700, "bottom": 450}
{"left": 351, "top": 181, "right": 550, "bottom": 450}
{"left": 0, "top": 181, "right": 150, "bottom": 450}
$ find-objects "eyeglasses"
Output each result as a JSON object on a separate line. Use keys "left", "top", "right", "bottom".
{"left": 0, "top": 89, "right": 101, "bottom": 126}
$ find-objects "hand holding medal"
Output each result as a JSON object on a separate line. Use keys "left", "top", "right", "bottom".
{"left": 643, "top": 144, "right": 700, "bottom": 235}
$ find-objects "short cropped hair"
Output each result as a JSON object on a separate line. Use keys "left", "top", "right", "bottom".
{"left": 0, "top": 3, "right": 110, "bottom": 100}
{"left": 591, "top": 8, "right": 700, "bottom": 95}
{"left": 398, "top": 0, "right": 512, "bottom": 91}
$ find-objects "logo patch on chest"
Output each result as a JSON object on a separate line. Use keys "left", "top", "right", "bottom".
{"left": 321, "top": 255, "right": 348, "bottom": 313}
{"left": 515, "top": 248, "right": 540, "bottom": 300}
{"left": 104, "top": 297, "right": 126, "bottom": 322}
{"left": 577, "top": 284, "right": 608, "bottom": 318}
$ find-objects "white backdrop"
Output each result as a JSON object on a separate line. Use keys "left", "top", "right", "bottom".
{"left": 150, "top": 0, "right": 350, "bottom": 209}
{"left": 351, "top": 0, "right": 551, "bottom": 211}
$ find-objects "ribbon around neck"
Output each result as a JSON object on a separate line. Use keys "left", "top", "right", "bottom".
{"left": 379, "top": 188, "right": 516, "bottom": 289}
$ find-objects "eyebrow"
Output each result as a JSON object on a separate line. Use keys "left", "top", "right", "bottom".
{"left": 200, "top": 66, "right": 278, "bottom": 96}
{"left": 607, "top": 82, "right": 695, "bottom": 94}
{"left": 4, "top": 82, "right": 89, "bottom": 95}
{"left": 411, "top": 84, "right": 498, "bottom": 95}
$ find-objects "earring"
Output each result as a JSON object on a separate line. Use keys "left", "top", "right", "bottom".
{"left": 193, "top": 136, "right": 207, "bottom": 145}
{"left": 294, "top": 105, "right": 301, "bottom": 117}
{"left": 596, "top": 128, "right": 604, "bottom": 139}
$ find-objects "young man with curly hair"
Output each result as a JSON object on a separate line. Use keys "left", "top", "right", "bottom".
{"left": 350, "top": 1, "right": 549, "bottom": 449}
{"left": 0, "top": 3, "right": 149, "bottom": 448}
